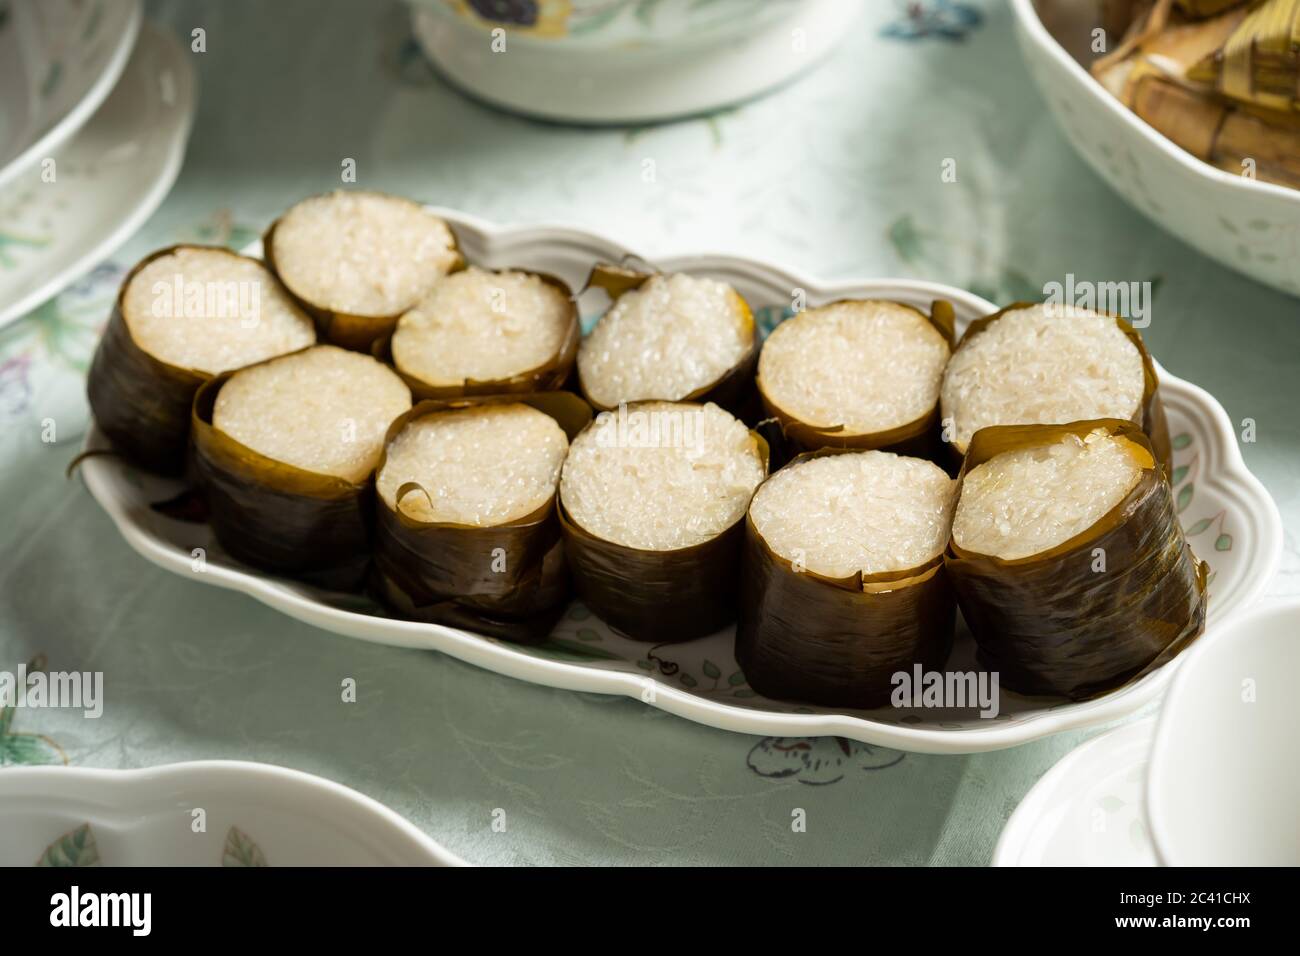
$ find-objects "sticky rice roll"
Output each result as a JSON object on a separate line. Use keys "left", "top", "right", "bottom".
{"left": 87, "top": 245, "right": 316, "bottom": 473}
{"left": 735, "top": 450, "right": 958, "bottom": 709}
{"left": 939, "top": 302, "right": 1171, "bottom": 467}
{"left": 264, "top": 191, "right": 463, "bottom": 352}
{"left": 756, "top": 298, "right": 954, "bottom": 455}
{"left": 192, "top": 345, "right": 412, "bottom": 587}
{"left": 372, "top": 393, "right": 592, "bottom": 644}
{"left": 576, "top": 265, "right": 758, "bottom": 413}
{"left": 945, "top": 420, "right": 1207, "bottom": 699}
{"left": 559, "top": 400, "right": 768, "bottom": 642}
{"left": 389, "top": 267, "right": 579, "bottom": 399}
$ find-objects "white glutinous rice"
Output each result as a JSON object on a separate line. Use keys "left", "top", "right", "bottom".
{"left": 213, "top": 344, "right": 412, "bottom": 483}
{"left": 952, "top": 428, "right": 1145, "bottom": 560}
{"left": 269, "top": 191, "right": 459, "bottom": 317}
{"left": 559, "top": 401, "right": 765, "bottom": 551}
{"left": 121, "top": 247, "right": 315, "bottom": 374}
{"left": 758, "top": 299, "right": 951, "bottom": 434}
{"left": 749, "top": 451, "right": 955, "bottom": 579}
{"left": 577, "top": 273, "right": 752, "bottom": 408}
{"left": 391, "top": 268, "right": 571, "bottom": 387}
{"left": 940, "top": 304, "right": 1146, "bottom": 452}
{"left": 377, "top": 404, "right": 569, "bottom": 525}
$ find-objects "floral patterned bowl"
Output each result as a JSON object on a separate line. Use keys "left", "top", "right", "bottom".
{"left": 0, "top": 762, "right": 466, "bottom": 866}
{"left": 1010, "top": 0, "right": 1300, "bottom": 298}
{"left": 407, "top": 0, "right": 863, "bottom": 122}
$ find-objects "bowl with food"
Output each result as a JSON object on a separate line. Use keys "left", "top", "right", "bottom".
{"left": 1010, "top": 0, "right": 1300, "bottom": 298}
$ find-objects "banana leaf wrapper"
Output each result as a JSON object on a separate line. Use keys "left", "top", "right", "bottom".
{"left": 86, "top": 246, "right": 243, "bottom": 475}
{"left": 949, "top": 302, "right": 1172, "bottom": 474}
{"left": 945, "top": 419, "right": 1208, "bottom": 700}
{"left": 376, "top": 272, "right": 580, "bottom": 401}
{"left": 262, "top": 215, "right": 465, "bottom": 354}
{"left": 734, "top": 488, "right": 955, "bottom": 710}
{"left": 579, "top": 263, "right": 760, "bottom": 417}
{"left": 558, "top": 408, "right": 770, "bottom": 643}
{"left": 1186, "top": 0, "right": 1300, "bottom": 114}
{"left": 757, "top": 299, "right": 956, "bottom": 461}
{"left": 190, "top": 367, "right": 376, "bottom": 590}
{"left": 373, "top": 392, "right": 593, "bottom": 644}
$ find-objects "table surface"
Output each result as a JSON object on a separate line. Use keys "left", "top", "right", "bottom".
{"left": 1, "top": 0, "right": 1296, "bottom": 866}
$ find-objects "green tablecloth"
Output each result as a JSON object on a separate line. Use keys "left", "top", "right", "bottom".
{"left": 1, "top": 0, "right": 1296, "bottom": 866}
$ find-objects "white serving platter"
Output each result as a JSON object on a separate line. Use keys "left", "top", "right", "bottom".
{"left": 0, "top": 761, "right": 465, "bottom": 866}
{"left": 78, "top": 210, "right": 1283, "bottom": 754}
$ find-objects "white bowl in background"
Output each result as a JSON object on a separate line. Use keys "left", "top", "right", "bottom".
{"left": 0, "top": 762, "right": 466, "bottom": 866}
{"left": 1147, "top": 599, "right": 1300, "bottom": 866}
{"left": 408, "top": 0, "right": 863, "bottom": 123}
{"left": 0, "top": 0, "right": 141, "bottom": 195}
{"left": 1010, "top": 0, "right": 1300, "bottom": 298}
{"left": 0, "top": 22, "right": 195, "bottom": 329}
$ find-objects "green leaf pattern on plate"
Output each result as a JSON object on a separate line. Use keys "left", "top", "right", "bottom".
{"left": 222, "top": 826, "right": 268, "bottom": 867}
{"left": 36, "top": 823, "right": 100, "bottom": 867}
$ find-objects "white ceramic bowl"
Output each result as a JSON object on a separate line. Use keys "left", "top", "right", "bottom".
{"left": 408, "top": 0, "right": 862, "bottom": 123}
{"left": 0, "top": 761, "right": 466, "bottom": 866}
{"left": 0, "top": 0, "right": 141, "bottom": 195}
{"left": 1147, "top": 599, "right": 1300, "bottom": 866}
{"left": 1010, "top": 0, "right": 1300, "bottom": 298}
{"left": 77, "top": 208, "right": 1283, "bottom": 755}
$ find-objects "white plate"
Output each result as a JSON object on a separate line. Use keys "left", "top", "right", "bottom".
{"left": 1011, "top": 0, "right": 1300, "bottom": 298}
{"left": 78, "top": 210, "right": 1283, "bottom": 755}
{"left": 994, "top": 718, "right": 1157, "bottom": 866}
{"left": 0, "top": 761, "right": 466, "bottom": 866}
{"left": 0, "top": 21, "right": 194, "bottom": 328}
{"left": 0, "top": 0, "right": 141, "bottom": 195}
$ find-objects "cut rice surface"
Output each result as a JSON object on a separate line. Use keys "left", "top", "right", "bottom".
{"left": 560, "top": 401, "right": 764, "bottom": 550}
{"left": 940, "top": 304, "right": 1146, "bottom": 451}
{"left": 213, "top": 345, "right": 411, "bottom": 482}
{"left": 270, "top": 191, "right": 459, "bottom": 317}
{"left": 758, "top": 300, "right": 950, "bottom": 434}
{"left": 391, "top": 268, "right": 571, "bottom": 386}
{"left": 578, "top": 273, "right": 752, "bottom": 408}
{"left": 749, "top": 451, "right": 955, "bottom": 578}
{"left": 952, "top": 428, "right": 1145, "bottom": 560}
{"left": 377, "top": 403, "right": 568, "bottom": 525}
{"left": 122, "top": 247, "right": 315, "bottom": 374}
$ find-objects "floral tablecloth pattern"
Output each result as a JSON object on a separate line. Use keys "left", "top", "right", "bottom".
{"left": 1, "top": 0, "right": 1296, "bottom": 866}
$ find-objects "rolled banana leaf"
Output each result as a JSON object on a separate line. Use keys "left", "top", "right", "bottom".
{"left": 190, "top": 371, "right": 375, "bottom": 590}
{"left": 945, "top": 419, "right": 1208, "bottom": 700}
{"left": 378, "top": 270, "right": 580, "bottom": 401}
{"left": 578, "top": 263, "right": 760, "bottom": 416}
{"left": 756, "top": 299, "right": 955, "bottom": 460}
{"left": 945, "top": 302, "right": 1172, "bottom": 473}
{"left": 87, "top": 245, "right": 316, "bottom": 475}
{"left": 372, "top": 392, "right": 592, "bottom": 644}
{"left": 558, "top": 409, "right": 770, "bottom": 643}
{"left": 262, "top": 191, "right": 465, "bottom": 353}
{"left": 1186, "top": 0, "right": 1300, "bottom": 114}
{"left": 734, "top": 462, "right": 956, "bottom": 709}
